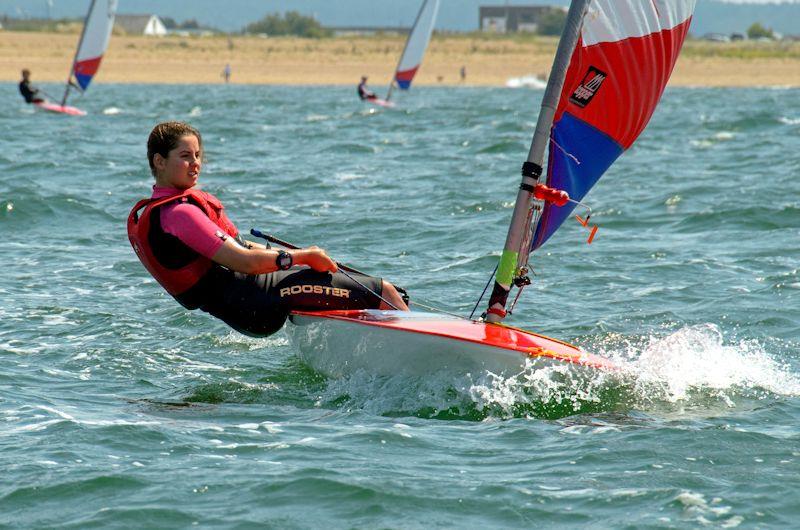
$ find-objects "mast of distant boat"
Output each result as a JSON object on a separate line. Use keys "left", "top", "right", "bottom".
{"left": 484, "top": 0, "right": 591, "bottom": 323}
{"left": 60, "top": 0, "right": 96, "bottom": 107}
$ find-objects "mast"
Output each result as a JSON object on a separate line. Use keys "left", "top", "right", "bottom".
{"left": 386, "top": 0, "right": 430, "bottom": 102}
{"left": 61, "top": 0, "right": 96, "bottom": 107}
{"left": 484, "top": 0, "right": 591, "bottom": 323}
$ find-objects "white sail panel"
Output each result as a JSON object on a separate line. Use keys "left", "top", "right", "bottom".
{"left": 582, "top": 0, "right": 695, "bottom": 46}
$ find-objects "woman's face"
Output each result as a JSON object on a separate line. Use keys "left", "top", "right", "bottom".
{"left": 154, "top": 135, "right": 202, "bottom": 190}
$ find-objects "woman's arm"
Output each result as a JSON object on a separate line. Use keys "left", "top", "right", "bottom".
{"left": 160, "top": 202, "right": 335, "bottom": 274}
{"left": 211, "top": 238, "right": 338, "bottom": 275}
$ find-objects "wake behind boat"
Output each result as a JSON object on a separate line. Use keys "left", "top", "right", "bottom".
{"left": 290, "top": 0, "right": 697, "bottom": 379}
{"left": 35, "top": 0, "right": 116, "bottom": 116}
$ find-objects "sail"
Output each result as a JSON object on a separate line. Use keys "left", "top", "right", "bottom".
{"left": 531, "top": 0, "right": 696, "bottom": 250}
{"left": 72, "top": 0, "right": 117, "bottom": 91}
{"left": 394, "top": 0, "right": 440, "bottom": 90}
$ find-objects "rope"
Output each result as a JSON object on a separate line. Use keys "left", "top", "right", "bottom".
{"left": 469, "top": 262, "right": 498, "bottom": 320}
{"left": 409, "top": 299, "right": 471, "bottom": 320}
{"left": 507, "top": 284, "right": 526, "bottom": 316}
{"left": 335, "top": 268, "right": 400, "bottom": 311}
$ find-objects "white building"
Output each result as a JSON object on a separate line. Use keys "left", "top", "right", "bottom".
{"left": 115, "top": 14, "right": 167, "bottom": 36}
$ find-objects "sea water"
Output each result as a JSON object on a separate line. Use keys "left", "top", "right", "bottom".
{"left": 1, "top": 83, "right": 799, "bottom": 528}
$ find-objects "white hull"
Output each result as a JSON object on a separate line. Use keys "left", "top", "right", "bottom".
{"left": 286, "top": 311, "right": 615, "bottom": 378}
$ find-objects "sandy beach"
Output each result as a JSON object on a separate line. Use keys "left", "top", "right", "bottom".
{"left": 2, "top": 31, "right": 800, "bottom": 87}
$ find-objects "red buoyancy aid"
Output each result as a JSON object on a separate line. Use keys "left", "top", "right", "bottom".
{"left": 127, "top": 188, "right": 239, "bottom": 296}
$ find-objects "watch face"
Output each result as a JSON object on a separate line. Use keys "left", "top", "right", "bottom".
{"left": 278, "top": 251, "right": 292, "bottom": 270}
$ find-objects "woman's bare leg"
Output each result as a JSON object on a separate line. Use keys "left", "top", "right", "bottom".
{"left": 378, "top": 281, "right": 409, "bottom": 311}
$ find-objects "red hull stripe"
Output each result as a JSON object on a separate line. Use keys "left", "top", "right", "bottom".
{"left": 34, "top": 101, "right": 86, "bottom": 116}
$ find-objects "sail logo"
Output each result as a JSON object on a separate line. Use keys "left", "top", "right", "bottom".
{"left": 569, "top": 67, "right": 607, "bottom": 108}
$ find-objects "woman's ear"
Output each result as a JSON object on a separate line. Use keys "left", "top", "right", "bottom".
{"left": 153, "top": 152, "right": 166, "bottom": 174}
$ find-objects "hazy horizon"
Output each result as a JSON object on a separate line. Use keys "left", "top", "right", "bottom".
{"left": 2, "top": 0, "right": 799, "bottom": 36}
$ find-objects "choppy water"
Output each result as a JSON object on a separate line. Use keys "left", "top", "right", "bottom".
{"left": 2, "top": 83, "right": 800, "bottom": 528}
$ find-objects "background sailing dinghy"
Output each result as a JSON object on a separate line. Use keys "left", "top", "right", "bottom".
{"left": 35, "top": 0, "right": 117, "bottom": 116}
{"left": 291, "top": 0, "right": 697, "bottom": 378}
{"left": 366, "top": 0, "right": 439, "bottom": 108}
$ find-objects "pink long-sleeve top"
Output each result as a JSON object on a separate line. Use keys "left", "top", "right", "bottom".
{"left": 152, "top": 186, "right": 232, "bottom": 259}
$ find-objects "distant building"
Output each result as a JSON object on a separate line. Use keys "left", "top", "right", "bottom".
{"left": 115, "top": 14, "right": 167, "bottom": 36}
{"left": 701, "top": 32, "right": 730, "bottom": 42}
{"left": 479, "top": 5, "right": 564, "bottom": 33}
{"left": 171, "top": 29, "right": 217, "bottom": 37}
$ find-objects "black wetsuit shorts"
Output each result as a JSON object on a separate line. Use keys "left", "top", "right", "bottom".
{"left": 197, "top": 266, "right": 383, "bottom": 337}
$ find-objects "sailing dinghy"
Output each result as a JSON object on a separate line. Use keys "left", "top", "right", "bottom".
{"left": 35, "top": 0, "right": 117, "bottom": 116}
{"left": 366, "top": 0, "right": 440, "bottom": 108}
{"left": 292, "top": 0, "right": 697, "bottom": 377}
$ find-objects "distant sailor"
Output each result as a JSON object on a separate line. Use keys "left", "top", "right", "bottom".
{"left": 19, "top": 69, "right": 45, "bottom": 104}
{"left": 357, "top": 76, "right": 377, "bottom": 101}
{"left": 128, "top": 121, "right": 409, "bottom": 337}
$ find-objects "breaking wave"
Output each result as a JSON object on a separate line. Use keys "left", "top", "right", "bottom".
{"left": 312, "top": 324, "right": 799, "bottom": 421}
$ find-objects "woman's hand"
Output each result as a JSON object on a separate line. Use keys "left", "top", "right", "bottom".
{"left": 295, "top": 246, "right": 338, "bottom": 273}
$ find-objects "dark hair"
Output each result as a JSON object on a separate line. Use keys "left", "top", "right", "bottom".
{"left": 147, "top": 121, "right": 203, "bottom": 177}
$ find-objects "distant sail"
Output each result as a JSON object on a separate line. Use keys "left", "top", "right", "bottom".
{"left": 531, "top": 0, "right": 696, "bottom": 250}
{"left": 394, "top": 0, "right": 440, "bottom": 90}
{"left": 72, "top": 0, "right": 118, "bottom": 91}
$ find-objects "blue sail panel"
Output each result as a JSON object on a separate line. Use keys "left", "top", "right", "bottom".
{"left": 531, "top": 111, "right": 623, "bottom": 250}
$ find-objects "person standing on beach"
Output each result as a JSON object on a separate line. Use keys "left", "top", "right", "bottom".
{"left": 128, "top": 121, "right": 409, "bottom": 337}
{"left": 357, "top": 76, "right": 377, "bottom": 101}
{"left": 19, "top": 69, "right": 45, "bottom": 104}
{"left": 221, "top": 63, "right": 231, "bottom": 83}
{"left": 460, "top": 65, "right": 466, "bottom": 83}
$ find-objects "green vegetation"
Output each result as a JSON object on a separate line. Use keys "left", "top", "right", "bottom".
{"left": 682, "top": 37, "right": 800, "bottom": 60}
{"left": 536, "top": 10, "right": 567, "bottom": 37}
{"left": 243, "top": 11, "right": 332, "bottom": 38}
{"left": 160, "top": 17, "right": 203, "bottom": 31}
{"left": 747, "top": 22, "right": 775, "bottom": 40}
{"left": 0, "top": 16, "right": 81, "bottom": 33}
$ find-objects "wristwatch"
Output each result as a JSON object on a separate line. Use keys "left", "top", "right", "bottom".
{"left": 276, "top": 250, "right": 293, "bottom": 270}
